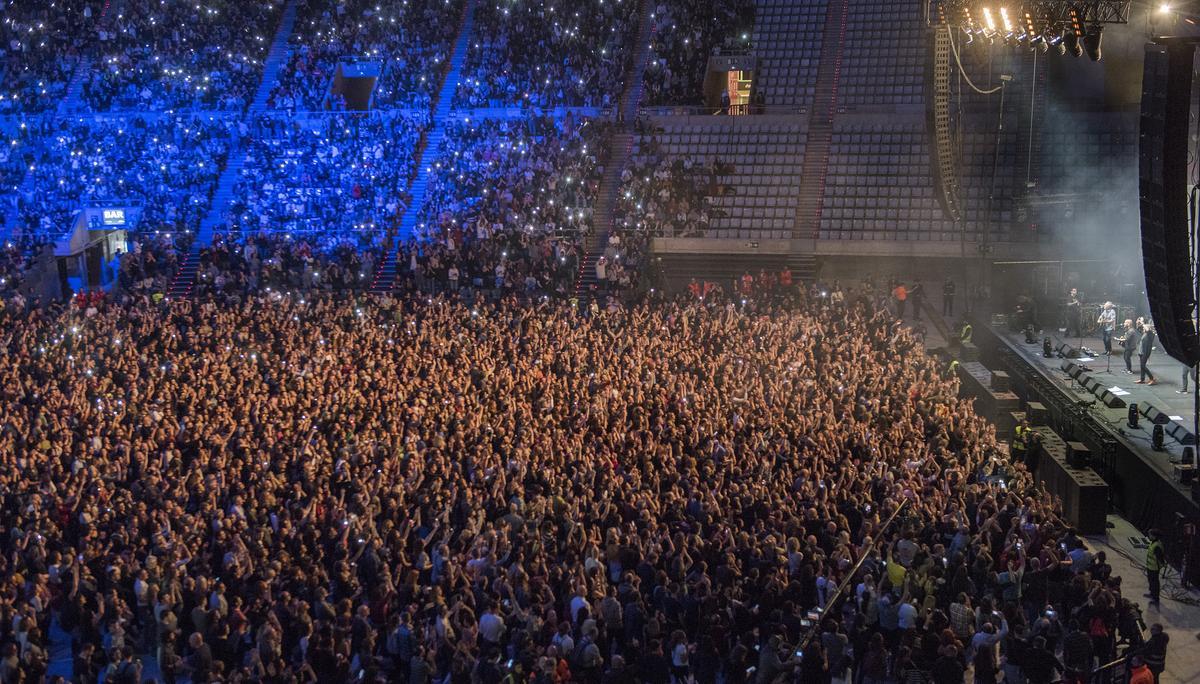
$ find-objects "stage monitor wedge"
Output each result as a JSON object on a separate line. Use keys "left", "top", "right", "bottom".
{"left": 1139, "top": 41, "right": 1200, "bottom": 366}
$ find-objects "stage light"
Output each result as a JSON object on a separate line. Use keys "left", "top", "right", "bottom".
{"left": 1000, "top": 6, "right": 1014, "bottom": 33}
{"left": 1152, "top": 424, "right": 1165, "bottom": 451}
{"left": 1128, "top": 403, "right": 1139, "bottom": 429}
{"left": 1082, "top": 25, "right": 1103, "bottom": 61}
{"left": 1064, "top": 30, "right": 1082, "bottom": 57}
{"left": 982, "top": 7, "right": 997, "bottom": 32}
{"left": 1160, "top": 4, "right": 1173, "bottom": 14}
{"left": 1066, "top": 8, "right": 1084, "bottom": 57}
{"left": 1043, "top": 337, "right": 1053, "bottom": 358}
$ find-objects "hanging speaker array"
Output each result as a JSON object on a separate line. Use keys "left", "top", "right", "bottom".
{"left": 1138, "top": 41, "right": 1199, "bottom": 366}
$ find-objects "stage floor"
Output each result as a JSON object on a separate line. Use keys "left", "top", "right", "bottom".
{"left": 997, "top": 325, "right": 1197, "bottom": 496}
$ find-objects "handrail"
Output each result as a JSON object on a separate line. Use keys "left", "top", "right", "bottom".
{"left": 1088, "top": 655, "right": 1128, "bottom": 684}
{"left": 640, "top": 104, "right": 806, "bottom": 117}
{"left": 798, "top": 498, "right": 911, "bottom": 651}
{"left": 83, "top": 197, "right": 145, "bottom": 207}
{"left": 338, "top": 55, "right": 384, "bottom": 65}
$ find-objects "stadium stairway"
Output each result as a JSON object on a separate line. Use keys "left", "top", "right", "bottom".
{"left": 574, "top": 0, "right": 654, "bottom": 299}
{"left": 196, "top": 0, "right": 297, "bottom": 247}
{"left": 168, "top": 0, "right": 298, "bottom": 297}
{"left": 55, "top": 0, "right": 121, "bottom": 116}
{"left": 56, "top": 57, "right": 93, "bottom": 116}
{"left": 370, "top": 0, "right": 478, "bottom": 293}
{"left": 394, "top": 0, "right": 478, "bottom": 240}
{"left": 792, "top": 0, "right": 848, "bottom": 240}
{"left": 249, "top": 0, "right": 300, "bottom": 113}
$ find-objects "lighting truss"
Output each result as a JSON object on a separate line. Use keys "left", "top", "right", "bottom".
{"left": 936, "top": 1, "right": 1131, "bottom": 37}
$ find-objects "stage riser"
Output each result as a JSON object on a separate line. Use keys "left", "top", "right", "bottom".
{"left": 1033, "top": 428, "right": 1110, "bottom": 534}
{"left": 973, "top": 322, "right": 1200, "bottom": 534}
{"left": 957, "top": 362, "right": 1021, "bottom": 437}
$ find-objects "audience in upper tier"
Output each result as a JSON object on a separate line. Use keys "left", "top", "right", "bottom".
{"left": 415, "top": 114, "right": 608, "bottom": 244}
{"left": 614, "top": 123, "right": 715, "bottom": 237}
{"left": 81, "top": 0, "right": 283, "bottom": 112}
{"left": 0, "top": 0, "right": 95, "bottom": 114}
{"left": 453, "top": 0, "right": 635, "bottom": 109}
{"left": 643, "top": 0, "right": 754, "bottom": 106}
{"left": 223, "top": 112, "right": 425, "bottom": 237}
{"left": 270, "top": 0, "right": 461, "bottom": 111}
{"left": 13, "top": 115, "right": 236, "bottom": 241}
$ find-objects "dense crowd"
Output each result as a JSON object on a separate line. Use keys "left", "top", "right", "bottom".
{"left": 187, "top": 230, "right": 382, "bottom": 298}
{"left": 0, "top": 0, "right": 95, "bottom": 114}
{"left": 0, "top": 268, "right": 1169, "bottom": 684}
{"left": 642, "top": 0, "right": 754, "bottom": 106}
{"left": 14, "top": 115, "right": 236, "bottom": 241}
{"left": 453, "top": 0, "right": 635, "bottom": 109}
{"left": 270, "top": 0, "right": 461, "bottom": 111}
{"left": 223, "top": 112, "right": 425, "bottom": 236}
{"left": 416, "top": 114, "right": 606, "bottom": 241}
{"left": 81, "top": 0, "right": 282, "bottom": 112}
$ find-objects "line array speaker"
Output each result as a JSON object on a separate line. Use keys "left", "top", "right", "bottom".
{"left": 1139, "top": 42, "right": 1200, "bottom": 366}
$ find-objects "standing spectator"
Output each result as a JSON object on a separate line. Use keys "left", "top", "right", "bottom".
{"left": 1062, "top": 620, "right": 1094, "bottom": 682}
{"left": 909, "top": 280, "right": 924, "bottom": 320}
{"left": 1143, "top": 623, "right": 1168, "bottom": 683}
{"left": 892, "top": 281, "right": 908, "bottom": 319}
{"left": 943, "top": 277, "right": 956, "bottom": 317}
{"left": 1128, "top": 655, "right": 1155, "bottom": 684}
{"left": 1021, "top": 636, "right": 1064, "bottom": 684}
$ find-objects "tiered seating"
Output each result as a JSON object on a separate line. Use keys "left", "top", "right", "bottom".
{"left": 226, "top": 112, "right": 427, "bottom": 237}
{"left": 270, "top": 0, "right": 463, "bottom": 111}
{"left": 0, "top": 0, "right": 93, "bottom": 113}
{"left": 15, "top": 115, "right": 236, "bottom": 242}
{"left": 453, "top": 0, "right": 635, "bottom": 109}
{"left": 651, "top": 120, "right": 805, "bottom": 239}
{"left": 1039, "top": 110, "right": 1138, "bottom": 195}
{"left": 956, "top": 125, "right": 1021, "bottom": 238}
{"left": 820, "top": 122, "right": 957, "bottom": 240}
{"left": 642, "top": 0, "right": 754, "bottom": 106}
{"left": 82, "top": 0, "right": 284, "bottom": 112}
{"left": 839, "top": 0, "right": 925, "bottom": 108}
{"left": 1034, "top": 109, "right": 1139, "bottom": 237}
{"left": 413, "top": 115, "right": 608, "bottom": 238}
{"left": 751, "top": 0, "right": 826, "bottom": 108}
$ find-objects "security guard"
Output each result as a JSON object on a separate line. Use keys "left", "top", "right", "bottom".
{"left": 1145, "top": 529, "right": 1166, "bottom": 606}
{"left": 1011, "top": 423, "right": 1028, "bottom": 466}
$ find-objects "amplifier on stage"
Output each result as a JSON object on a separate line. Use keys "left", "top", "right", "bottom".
{"left": 1025, "top": 401, "right": 1048, "bottom": 425}
{"left": 1067, "top": 441, "right": 1092, "bottom": 469}
{"left": 990, "top": 370, "right": 1011, "bottom": 393}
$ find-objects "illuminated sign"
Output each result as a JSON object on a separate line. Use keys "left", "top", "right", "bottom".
{"left": 102, "top": 209, "right": 126, "bottom": 226}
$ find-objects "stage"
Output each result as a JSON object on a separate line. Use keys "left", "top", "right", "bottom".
{"left": 975, "top": 323, "right": 1200, "bottom": 532}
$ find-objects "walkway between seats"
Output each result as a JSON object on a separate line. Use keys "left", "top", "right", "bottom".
{"left": 169, "top": 0, "right": 299, "bottom": 297}
{"left": 574, "top": 0, "right": 655, "bottom": 298}
{"left": 370, "top": 0, "right": 478, "bottom": 292}
{"left": 395, "top": 0, "right": 479, "bottom": 241}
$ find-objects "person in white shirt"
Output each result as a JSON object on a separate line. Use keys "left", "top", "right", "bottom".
{"left": 1097, "top": 302, "right": 1117, "bottom": 355}
{"left": 478, "top": 605, "right": 505, "bottom": 645}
